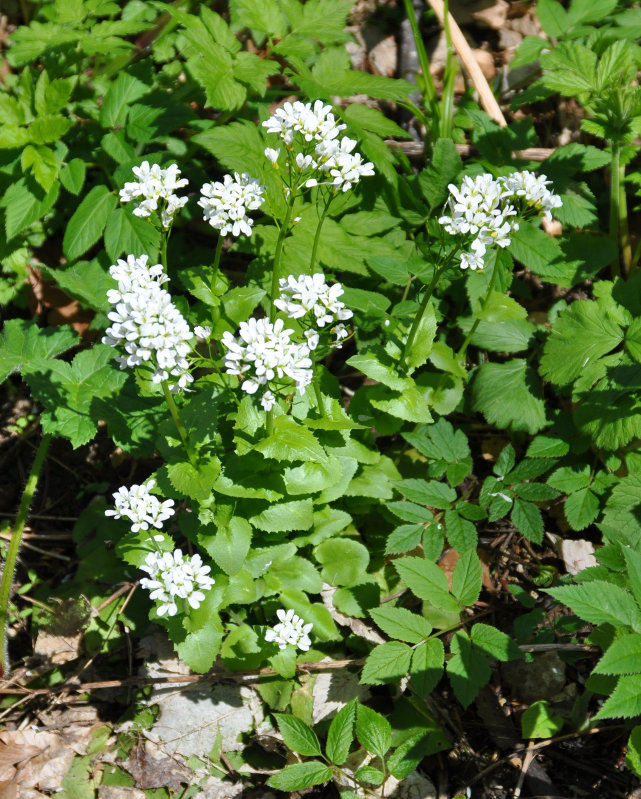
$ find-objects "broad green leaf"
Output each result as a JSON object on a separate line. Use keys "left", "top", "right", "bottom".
{"left": 63, "top": 184, "right": 117, "bottom": 261}
{"left": 564, "top": 487, "right": 599, "bottom": 531}
{"left": 250, "top": 499, "right": 313, "bottom": 532}
{"left": 174, "top": 624, "right": 222, "bottom": 673}
{"left": 511, "top": 498, "right": 544, "bottom": 544}
{"left": 314, "top": 538, "right": 369, "bottom": 587}
{"left": 104, "top": 207, "right": 160, "bottom": 261}
{"left": 521, "top": 700, "right": 564, "bottom": 738}
{"left": 355, "top": 766, "right": 384, "bottom": 785}
{"left": 267, "top": 762, "right": 332, "bottom": 792}
{"left": 595, "top": 634, "right": 641, "bottom": 675}
{"left": 594, "top": 674, "right": 641, "bottom": 720}
{"left": 537, "top": 0, "right": 568, "bottom": 38}
{"left": 59, "top": 157, "right": 86, "bottom": 195}
{"left": 447, "top": 631, "right": 491, "bottom": 708}
{"left": 394, "top": 556, "right": 460, "bottom": 613}
{"left": 444, "top": 509, "right": 477, "bottom": 553}
{"left": 514, "top": 482, "right": 561, "bottom": 502}
{"left": 451, "top": 550, "right": 482, "bottom": 606}
{"left": 343, "top": 103, "right": 413, "bottom": 140}
{"left": 623, "top": 548, "right": 641, "bottom": 611}
{"left": 334, "top": 582, "right": 380, "bottom": 618}
{"left": 547, "top": 465, "right": 591, "bottom": 494}
{"left": 255, "top": 415, "right": 327, "bottom": 464}
{"left": 369, "top": 607, "right": 432, "bottom": 643}
{"left": 471, "top": 359, "right": 547, "bottom": 435}
{"left": 387, "top": 731, "right": 433, "bottom": 778}
{"left": 548, "top": 582, "right": 641, "bottom": 631}
{"left": 385, "top": 524, "right": 424, "bottom": 555}
{"left": 356, "top": 704, "right": 391, "bottom": 758}
{"left": 347, "top": 353, "right": 410, "bottom": 392}
{"left": 360, "top": 641, "right": 413, "bottom": 685}
{"left": 4, "top": 178, "right": 60, "bottom": 241}
{"left": 395, "top": 479, "right": 456, "bottom": 509}
{"left": 274, "top": 714, "right": 322, "bottom": 757}
{"left": 325, "top": 699, "right": 356, "bottom": 765}
{"left": 28, "top": 114, "right": 72, "bottom": 145}
{"left": 21, "top": 144, "right": 59, "bottom": 192}
{"left": 0, "top": 319, "right": 77, "bottom": 383}
{"left": 405, "top": 303, "right": 437, "bottom": 372}
{"left": 627, "top": 726, "right": 641, "bottom": 776}
{"left": 202, "top": 517, "right": 251, "bottom": 576}
{"left": 388, "top": 502, "right": 433, "bottom": 524}
{"left": 417, "top": 138, "right": 462, "bottom": 208}
{"left": 471, "top": 624, "right": 522, "bottom": 661}
{"left": 527, "top": 435, "right": 570, "bottom": 458}
{"left": 280, "top": 589, "right": 339, "bottom": 640}
{"left": 166, "top": 457, "right": 221, "bottom": 502}
{"left": 410, "top": 638, "right": 444, "bottom": 697}
{"left": 100, "top": 72, "right": 150, "bottom": 127}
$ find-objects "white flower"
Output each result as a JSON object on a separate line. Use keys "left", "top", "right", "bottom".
{"left": 199, "top": 173, "right": 265, "bottom": 238}
{"left": 102, "top": 255, "right": 193, "bottom": 391}
{"left": 139, "top": 549, "right": 214, "bottom": 617}
{"left": 316, "top": 136, "right": 375, "bottom": 192}
{"left": 459, "top": 250, "right": 485, "bottom": 271}
{"left": 265, "top": 608, "right": 313, "bottom": 651}
{"left": 265, "top": 147, "right": 280, "bottom": 164}
{"left": 105, "top": 479, "right": 175, "bottom": 533}
{"left": 274, "top": 273, "right": 353, "bottom": 328}
{"left": 119, "top": 161, "right": 189, "bottom": 230}
{"left": 261, "top": 390, "right": 276, "bottom": 411}
{"left": 194, "top": 326, "right": 211, "bottom": 339}
{"left": 262, "top": 100, "right": 345, "bottom": 146}
{"left": 305, "top": 329, "right": 320, "bottom": 351}
{"left": 221, "top": 317, "right": 313, "bottom": 405}
{"left": 332, "top": 322, "right": 349, "bottom": 348}
{"left": 500, "top": 170, "right": 562, "bottom": 221}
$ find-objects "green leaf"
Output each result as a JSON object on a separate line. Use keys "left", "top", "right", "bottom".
{"left": 21, "top": 144, "right": 59, "bottom": 192}
{"left": 387, "top": 731, "right": 432, "bottom": 779}
{"left": 394, "top": 556, "right": 460, "bottom": 613}
{"left": 354, "top": 766, "right": 384, "bottom": 785}
{"left": 28, "top": 114, "right": 72, "bottom": 145}
{"left": 471, "top": 624, "right": 522, "bottom": 661}
{"left": 100, "top": 72, "right": 150, "bottom": 128}
{"left": 593, "top": 674, "right": 641, "bottom": 720}
{"left": 388, "top": 502, "right": 433, "bottom": 524}
{"left": 547, "top": 465, "right": 591, "bottom": 494}
{"left": 203, "top": 517, "right": 252, "bottom": 576}
{"left": 0, "top": 319, "right": 77, "bottom": 383}
{"left": 410, "top": 638, "right": 444, "bottom": 697}
{"left": 395, "top": 479, "right": 456, "bottom": 509}
{"left": 443, "top": 509, "right": 477, "bottom": 553}
{"left": 356, "top": 704, "right": 391, "bottom": 758}
{"left": 63, "top": 184, "right": 117, "bottom": 261}
{"left": 274, "top": 714, "right": 322, "bottom": 757}
{"left": 623, "top": 548, "right": 641, "bottom": 610}
{"left": 511, "top": 498, "right": 544, "bottom": 544}
{"left": 405, "top": 303, "right": 437, "bottom": 371}
{"left": 514, "top": 482, "right": 561, "bottom": 502}
{"left": 314, "top": 538, "right": 370, "bottom": 587}
{"left": 417, "top": 138, "right": 462, "bottom": 208}
{"left": 347, "top": 352, "right": 410, "bottom": 392}
{"left": 447, "top": 631, "right": 491, "bottom": 708}
{"left": 527, "top": 435, "right": 570, "bottom": 458}
{"left": 343, "top": 103, "right": 412, "bottom": 140}
{"left": 537, "top": 0, "right": 569, "bottom": 38}
{"left": 166, "top": 458, "right": 221, "bottom": 502}
{"left": 564, "top": 487, "right": 600, "bottom": 530}
{"left": 471, "top": 359, "right": 547, "bottom": 435}
{"left": 103, "top": 207, "right": 160, "bottom": 261}
{"left": 360, "top": 641, "right": 413, "bottom": 685}
{"left": 521, "top": 700, "right": 564, "bottom": 738}
{"left": 250, "top": 499, "right": 314, "bottom": 532}
{"left": 595, "top": 634, "right": 641, "bottom": 675}
{"left": 325, "top": 699, "right": 357, "bottom": 765}
{"left": 369, "top": 607, "right": 432, "bottom": 643}
{"left": 267, "top": 762, "right": 332, "bottom": 792}
{"left": 23, "top": 345, "right": 126, "bottom": 447}
{"left": 255, "top": 415, "right": 327, "bottom": 464}
{"left": 451, "top": 550, "right": 482, "bottom": 607}
{"left": 548, "top": 582, "right": 641, "bottom": 631}
{"left": 174, "top": 624, "right": 222, "bottom": 673}
{"left": 627, "top": 726, "right": 641, "bottom": 776}
{"left": 540, "top": 299, "right": 623, "bottom": 387}
{"left": 187, "top": 44, "right": 246, "bottom": 111}
{"left": 385, "top": 524, "right": 424, "bottom": 555}
{"left": 59, "top": 157, "right": 86, "bottom": 195}
{"left": 4, "top": 178, "right": 60, "bottom": 241}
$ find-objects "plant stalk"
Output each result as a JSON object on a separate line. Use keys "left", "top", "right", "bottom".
{"left": 456, "top": 261, "right": 499, "bottom": 361}
{"left": 309, "top": 194, "right": 333, "bottom": 274}
{"left": 0, "top": 433, "right": 52, "bottom": 677}
{"left": 609, "top": 140, "right": 621, "bottom": 279}
{"left": 213, "top": 235, "right": 223, "bottom": 274}
{"left": 269, "top": 190, "right": 297, "bottom": 322}
{"left": 399, "top": 265, "right": 446, "bottom": 371}
{"left": 619, "top": 160, "right": 632, "bottom": 277}
{"left": 161, "top": 231, "right": 169, "bottom": 272}
{"left": 162, "top": 381, "right": 197, "bottom": 466}
{"left": 402, "top": 0, "right": 438, "bottom": 110}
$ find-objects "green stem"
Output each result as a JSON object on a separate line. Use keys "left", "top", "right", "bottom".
{"left": 619, "top": 160, "right": 632, "bottom": 278}
{"left": 402, "top": 0, "right": 438, "bottom": 109}
{"left": 456, "top": 261, "right": 499, "bottom": 362}
{"left": 0, "top": 433, "right": 52, "bottom": 677}
{"left": 609, "top": 140, "right": 621, "bottom": 279}
{"left": 269, "top": 190, "right": 297, "bottom": 322}
{"left": 399, "top": 265, "right": 446, "bottom": 372}
{"left": 161, "top": 231, "right": 169, "bottom": 272}
{"left": 313, "top": 370, "right": 326, "bottom": 417}
{"left": 309, "top": 194, "right": 333, "bottom": 274}
{"left": 266, "top": 410, "right": 274, "bottom": 436}
{"left": 213, "top": 235, "right": 223, "bottom": 273}
{"left": 439, "top": 0, "right": 456, "bottom": 140}
{"left": 161, "top": 382, "right": 197, "bottom": 466}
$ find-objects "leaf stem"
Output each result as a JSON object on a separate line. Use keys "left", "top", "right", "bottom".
{"left": 213, "top": 235, "right": 223, "bottom": 273}
{"left": 269, "top": 189, "right": 298, "bottom": 322}
{"left": 161, "top": 231, "right": 169, "bottom": 272}
{"left": 619, "top": 160, "right": 632, "bottom": 277}
{"left": 162, "top": 381, "right": 197, "bottom": 466}
{"left": 399, "top": 264, "right": 446, "bottom": 372}
{"left": 609, "top": 140, "right": 621, "bottom": 279}
{"left": 402, "top": 0, "right": 438, "bottom": 111}
{"left": 456, "top": 260, "right": 500, "bottom": 362}
{"left": 0, "top": 433, "right": 51, "bottom": 677}
{"left": 309, "top": 193, "right": 334, "bottom": 274}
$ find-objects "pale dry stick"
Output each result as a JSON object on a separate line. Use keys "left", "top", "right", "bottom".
{"left": 514, "top": 740, "right": 536, "bottom": 798}
{"left": 388, "top": 140, "right": 555, "bottom": 162}
{"left": 426, "top": 0, "right": 507, "bottom": 127}
{"left": 0, "top": 532, "right": 71, "bottom": 561}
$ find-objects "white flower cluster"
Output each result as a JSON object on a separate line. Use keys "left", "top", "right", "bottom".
{"left": 105, "top": 479, "right": 174, "bottom": 534}
{"left": 439, "top": 171, "right": 561, "bottom": 271}
{"left": 199, "top": 172, "right": 265, "bottom": 238}
{"left": 263, "top": 101, "right": 375, "bottom": 193}
{"left": 119, "top": 162, "right": 189, "bottom": 229}
{"left": 265, "top": 608, "right": 313, "bottom": 651}
{"left": 274, "top": 273, "right": 352, "bottom": 349}
{"left": 102, "top": 255, "right": 193, "bottom": 391}
{"left": 501, "top": 170, "right": 562, "bottom": 221}
{"left": 139, "top": 549, "right": 215, "bottom": 617}
{"left": 221, "top": 317, "right": 313, "bottom": 411}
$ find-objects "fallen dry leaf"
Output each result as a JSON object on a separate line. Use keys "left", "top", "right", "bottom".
{"left": 124, "top": 742, "right": 191, "bottom": 791}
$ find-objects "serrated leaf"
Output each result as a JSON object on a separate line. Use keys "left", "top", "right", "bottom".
{"left": 314, "top": 538, "right": 369, "bottom": 587}
{"left": 417, "top": 137, "right": 462, "bottom": 209}
{"left": 166, "top": 457, "right": 222, "bottom": 502}
{"left": 514, "top": 482, "right": 561, "bottom": 502}
{"left": 255, "top": 415, "right": 327, "bottom": 464}
{"left": 521, "top": 700, "right": 564, "bottom": 738}
{"left": 593, "top": 674, "right": 641, "bottom": 720}
{"left": 63, "top": 184, "right": 117, "bottom": 261}
{"left": 274, "top": 714, "right": 322, "bottom": 756}
{"left": 394, "top": 556, "right": 460, "bottom": 613}
{"left": 471, "top": 359, "right": 547, "bottom": 435}
{"left": 446, "top": 631, "right": 491, "bottom": 708}
{"left": 387, "top": 731, "right": 431, "bottom": 779}
{"left": 369, "top": 607, "right": 432, "bottom": 643}
{"left": 537, "top": 0, "right": 568, "bottom": 37}
{"left": 388, "top": 501, "right": 433, "bottom": 524}
{"left": 0, "top": 319, "right": 77, "bottom": 383}
{"left": 325, "top": 699, "right": 357, "bottom": 765}
{"left": 548, "top": 582, "right": 641, "bottom": 631}
{"left": 410, "top": 638, "right": 444, "bottom": 697}
{"left": 471, "top": 623, "right": 522, "bottom": 661}
{"left": 4, "top": 178, "right": 60, "bottom": 241}
{"left": 347, "top": 352, "right": 410, "bottom": 392}
{"left": 451, "top": 550, "right": 482, "bottom": 606}
{"left": 405, "top": 303, "right": 436, "bottom": 371}
{"left": 623, "top": 548, "right": 641, "bottom": 611}
{"left": 103, "top": 207, "right": 160, "bottom": 261}
{"left": 360, "top": 641, "right": 413, "bottom": 685}
{"left": 100, "top": 72, "right": 149, "bottom": 128}
{"left": 267, "top": 761, "right": 333, "bottom": 791}
{"left": 511, "top": 498, "right": 544, "bottom": 544}
{"left": 250, "top": 499, "right": 314, "bottom": 532}
{"left": 595, "top": 634, "right": 641, "bottom": 675}
{"left": 564, "top": 487, "right": 600, "bottom": 530}
{"left": 59, "top": 157, "right": 86, "bottom": 195}
{"left": 356, "top": 704, "right": 391, "bottom": 758}
{"left": 174, "top": 624, "right": 222, "bottom": 673}
{"left": 395, "top": 479, "right": 456, "bottom": 509}
{"left": 444, "top": 509, "right": 477, "bottom": 553}
{"left": 385, "top": 524, "right": 424, "bottom": 555}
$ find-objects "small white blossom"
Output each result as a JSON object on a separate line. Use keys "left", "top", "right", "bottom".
{"left": 103, "top": 255, "right": 193, "bottom": 391}
{"left": 264, "top": 147, "right": 280, "bottom": 164}
{"left": 139, "top": 549, "right": 214, "bottom": 617}
{"left": 500, "top": 170, "right": 563, "bottom": 221}
{"left": 261, "top": 390, "right": 276, "bottom": 411}
{"left": 194, "top": 326, "right": 211, "bottom": 339}
{"left": 119, "top": 162, "right": 189, "bottom": 230}
{"left": 305, "top": 329, "right": 320, "bottom": 351}
{"left": 262, "top": 100, "right": 345, "bottom": 146}
{"left": 333, "top": 322, "right": 349, "bottom": 348}
{"left": 459, "top": 250, "right": 486, "bottom": 271}
{"left": 265, "top": 608, "right": 313, "bottom": 651}
{"left": 274, "top": 274, "right": 353, "bottom": 328}
{"left": 105, "top": 479, "right": 175, "bottom": 533}
{"left": 199, "top": 173, "right": 265, "bottom": 238}
{"left": 316, "top": 137, "right": 375, "bottom": 192}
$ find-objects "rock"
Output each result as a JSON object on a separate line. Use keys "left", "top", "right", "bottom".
{"left": 502, "top": 651, "right": 567, "bottom": 703}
